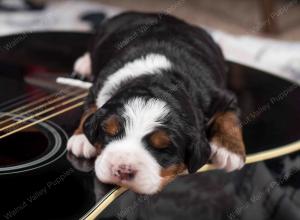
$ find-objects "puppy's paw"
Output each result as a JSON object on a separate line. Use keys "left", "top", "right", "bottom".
{"left": 210, "top": 143, "right": 245, "bottom": 172}
{"left": 73, "top": 53, "right": 91, "bottom": 76}
{"left": 67, "top": 134, "right": 97, "bottom": 159}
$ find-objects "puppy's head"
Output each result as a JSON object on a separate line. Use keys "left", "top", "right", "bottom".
{"left": 83, "top": 97, "right": 210, "bottom": 194}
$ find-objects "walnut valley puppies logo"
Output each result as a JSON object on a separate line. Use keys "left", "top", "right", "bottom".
{"left": 3, "top": 168, "right": 74, "bottom": 219}
{"left": 0, "top": 13, "right": 54, "bottom": 52}
{"left": 249, "top": 0, "right": 298, "bottom": 34}
{"left": 117, "top": 195, "right": 151, "bottom": 220}
{"left": 222, "top": 83, "right": 299, "bottom": 145}
{"left": 0, "top": 32, "right": 30, "bottom": 52}
{"left": 232, "top": 83, "right": 299, "bottom": 133}
{"left": 227, "top": 168, "right": 299, "bottom": 220}
{"left": 115, "top": 0, "right": 186, "bottom": 50}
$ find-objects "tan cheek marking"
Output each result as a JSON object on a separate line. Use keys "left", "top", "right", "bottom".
{"left": 150, "top": 130, "right": 170, "bottom": 149}
{"left": 103, "top": 115, "right": 120, "bottom": 136}
{"left": 160, "top": 163, "right": 186, "bottom": 189}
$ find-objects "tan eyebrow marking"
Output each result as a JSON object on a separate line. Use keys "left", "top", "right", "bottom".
{"left": 103, "top": 115, "right": 121, "bottom": 136}
{"left": 149, "top": 130, "right": 170, "bottom": 149}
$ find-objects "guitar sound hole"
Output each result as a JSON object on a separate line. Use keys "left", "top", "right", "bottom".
{"left": 0, "top": 128, "right": 48, "bottom": 167}
{"left": 0, "top": 118, "right": 66, "bottom": 174}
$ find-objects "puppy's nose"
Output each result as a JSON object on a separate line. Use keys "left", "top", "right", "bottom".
{"left": 114, "top": 164, "right": 136, "bottom": 181}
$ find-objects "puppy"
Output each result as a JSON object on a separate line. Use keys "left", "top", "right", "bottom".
{"left": 67, "top": 12, "right": 246, "bottom": 194}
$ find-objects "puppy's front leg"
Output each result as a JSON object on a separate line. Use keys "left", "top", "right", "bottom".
{"left": 67, "top": 105, "right": 98, "bottom": 158}
{"left": 73, "top": 53, "right": 92, "bottom": 78}
{"left": 209, "top": 111, "right": 246, "bottom": 172}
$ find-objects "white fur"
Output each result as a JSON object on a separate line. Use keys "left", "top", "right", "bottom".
{"left": 67, "top": 134, "right": 97, "bottom": 159}
{"left": 95, "top": 138, "right": 162, "bottom": 194}
{"left": 73, "top": 53, "right": 91, "bottom": 76}
{"left": 210, "top": 143, "right": 244, "bottom": 172}
{"left": 96, "top": 53, "right": 172, "bottom": 108}
{"left": 122, "top": 98, "right": 170, "bottom": 137}
{"left": 95, "top": 98, "right": 169, "bottom": 194}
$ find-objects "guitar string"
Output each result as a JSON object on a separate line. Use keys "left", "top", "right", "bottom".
{"left": 0, "top": 87, "right": 74, "bottom": 121}
{"left": 0, "top": 88, "right": 84, "bottom": 126}
{"left": 0, "top": 89, "right": 46, "bottom": 112}
{"left": 0, "top": 92, "right": 88, "bottom": 132}
{"left": 0, "top": 89, "right": 42, "bottom": 110}
{"left": 0, "top": 101, "right": 85, "bottom": 139}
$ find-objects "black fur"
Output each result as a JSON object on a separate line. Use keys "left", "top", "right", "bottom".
{"left": 83, "top": 12, "right": 238, "bottom": 173}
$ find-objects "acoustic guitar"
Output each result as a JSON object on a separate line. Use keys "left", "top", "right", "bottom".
{"left": 0, "top": 32, "right": 299, "bottom": 220}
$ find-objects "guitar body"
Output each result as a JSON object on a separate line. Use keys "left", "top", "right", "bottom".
{"left": 0, "top": 32, "right": 116, "bottom": 220}
{"left": 0, "top": 32, "right": 300, "bottom": 220}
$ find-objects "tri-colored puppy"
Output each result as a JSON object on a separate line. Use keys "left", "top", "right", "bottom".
{"left": 67, "top": 12, "right": 246, "bottom": 194}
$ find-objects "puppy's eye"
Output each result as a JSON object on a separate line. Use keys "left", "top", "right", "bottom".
{"left": 149, "top": 130, "right": 170, "bottom": 149}
{"left": 103, "top": 115, "right": 121, "bottom": 136}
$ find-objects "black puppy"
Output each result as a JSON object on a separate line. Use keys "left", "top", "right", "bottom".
{"left": 67, "top": 12, "right": 246, "bottom": 194}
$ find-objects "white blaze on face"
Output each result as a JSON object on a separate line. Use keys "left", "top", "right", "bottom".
{"left": 95, "top": 98, "right": 170, "bottom": 194}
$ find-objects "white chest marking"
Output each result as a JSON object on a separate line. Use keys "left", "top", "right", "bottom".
{"left": 96, "top": 53, "right": 171, "bottom": 108}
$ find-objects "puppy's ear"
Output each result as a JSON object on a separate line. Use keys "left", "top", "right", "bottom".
{"left": 185, "top": 131, "right": 211, "bottom": 173}
{"left": 83, "top": 113, "right": 99, "bottom": 145}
